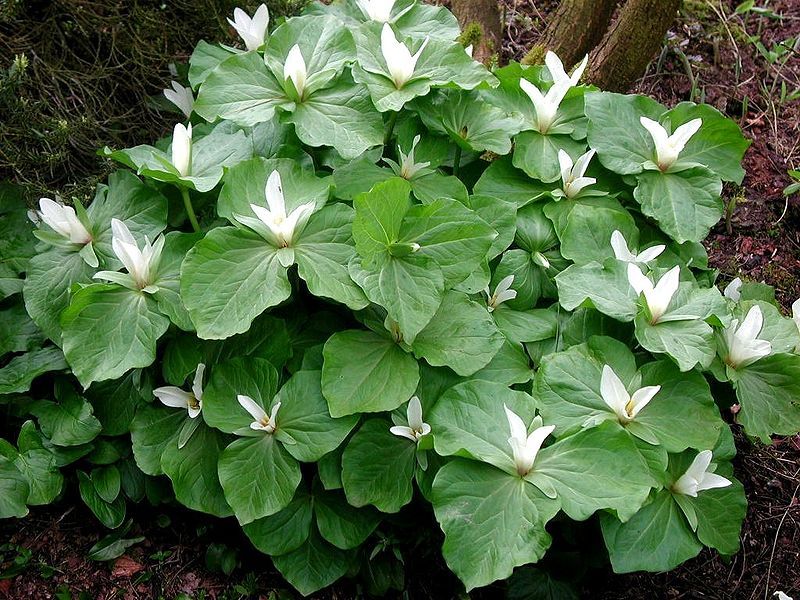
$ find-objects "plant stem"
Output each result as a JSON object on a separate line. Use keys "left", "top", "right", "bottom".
{"left": 180, "top": 187, "right": 200, "bottom": 233}
{"left": 383, "top": 111, "right": 399, "bottom": 146}
{"left": 452, "top": 145, "right": 462, "bottom": 177}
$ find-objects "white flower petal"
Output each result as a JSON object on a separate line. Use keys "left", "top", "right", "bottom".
{"left": 406, "top": 396, "right": 423, "bottom": 431}
{"left": 503, "top": 404, "right": 528, "bottom": 443}
{"left": 154, "top": 387, "right": 192, "bottom": 409}
{"left": 192, "top": 363, "right": 206, "bottom": 400}
{"left": 237, "top": 394, "right": 267, "bottom": 422}
{"left": 611, "top": 230, "right": 635, "bottom": 262}
{"left": 600, "top": 365, "right": 629, "bottom": 417}
{"left": 390, "top": 425, "right": 418, "bottom": 442}
{"left": 635, "top": 244, "right": 666, "bottom": 263}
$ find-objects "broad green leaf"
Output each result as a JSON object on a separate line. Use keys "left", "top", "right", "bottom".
{"left": 78, "top": 470, "right": 126, "bottom": 528}
{"left": 600, "top": 491, "right": 702, "bottom": 573}
{"left": 85, "top": 371, "right": 147, "bottom": 436}
{"left": 691, "top": 464, "right": 747, "bottom": 555}
{"left": 243, "top": 492, "right": 313, "bottom": 556}
{"left": 584, "top": 91, "right": 664, "bottom": 175}
{"left": 734, "top": 353, "right": 800, "bottom": 442}
{"left": 0, "top": 346, "right": 67, "bottom": 394}
{"left": 31, "top": 385, "right": 102, "bottom": 446}
{"left": 473, "top": 157, "right": 552, "bottom": 208}
{"left": 286, "top": 73, "right": 384, "bottom": 159}
{"left": 412, "top": 291, "right": 504, "bottom": 376}
{"left": 634, "top": 314, "right": 715, "bottom": 372}
{"left": 471, "top": 339, "right": 534, "bottom": 386}
{"left": 544, "top": 197, "right": 637, "bottom": 265}
{"left": 150, "top": 232, "right": 200, "bottom": 331}
{"left": 161, "top": 420, "right": 232, "bottom": 517}
{"left": 14, "top": 449, "right": 63, "bottom": 505}
{"left": 271, "top": 527, "right": 355, "bottom": 596}
{"left": 341, "top": 418, "right": 417, "bottom": 513}
{"left": 429, "top": 380, "right": 536, "bottom": 473}
{"left": 181, "top": 227, "right": 291, "bottom": 340}
{"left": 91, "top": 465, "right": 121, "bottom": 504}
{"left": 529, "top": 422, "right": 654, "bottom": 521}
{"left": 202, "top": 357, "right": 280, "bottom": 434}
{"left": 432, "top": 459, "right": 559, "bottom": 591}
{"left": 462, "top": 194, "right": 517, "bottom": 259}
{"left": 352, "top": 177, "right": 412, "bottom": 264}
{"left": 129, "top": 403, "right": 183, "bottom": 476}
{"left": 634, "top": 168, "right": 723, "bottom": 244}
{"left": 218, "top": 435, "right": 302, "bottom": 524}
{"left": 0, "top": 303, "right": 41, "bottom": 356}
{"left": 188, "top": 40, "right": 235, "bottom": 88}
{"left": 275, "top": 370, "right": 360, "bottom": 462}
{"left": 513, "top": 131, "right": 586, "bottom": 183}
{"left": 413, "top": 89, "right": 522, "bottom": 154}
{"left": 664, "top": 102, "right": 750, "bottom": 184}
{"left": 216, "top": 314, "right": 293, "bottom": 369}
{"left": 194, "top": 52, "right": 288, "bottom": 126}
{"left": 321, "top": 330, "right": 419, "bottom": 417}
{"left": 23, "top": 249, "right": 95, "bottom": 343}
{"left": 61, "top": 285, "right": 169, "bottom": 387}
{"left": 493, "top": 249, "right": 559, "bottom": 310}
{"left": 492, "top": 306, "right": 559, "bottom": 344}
{"left": 555, "top": 260, "right": 639, "bottom": 321}
{"left": 0, "top": 184, "right": 37, "bottom": 274}
{"left": 0, "top": 457, "right": 29, "bottom": 518}
{"left": 314, "top": 486, "right": 382, "bottom": 550}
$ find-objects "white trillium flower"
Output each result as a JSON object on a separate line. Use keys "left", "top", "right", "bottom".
{"left": 37, "top": 198, "right": 92, "bottom": 244}
{"left": 228, "top": 4, "right": 269, "bottom": 52}
{"left": 519, "top": 51, "right": 587, "bottom": 134}
{"left": 396, "top": 134, "right": 430, "bottom": 179}
{"left": 557, "top": 149, "right": 596, "bottom": 198}
{"left": 238, "top": 395, "right": 281, "bottom": 434}
{"left": 610, "top": 230, "right": 665, "bottom": 264}
{"left": 723, "top": 277, "right": 743, "bottom": 301}
{"left": 357, "top": 0, "right": 395, "bottom": 22}
{"left": 671, "top": 450, "right": 732, "bottom": 497}
{"left": 774, "top": 592, "right": 794, "bottom": 600}
{"left": 639, "top": 117, "right": 702, "bottom": 171}
{"left": 465, "top": 44, "right": 473, "bottom": 58}
{"left": 163, "top": 81, "right": 194, "bottom": 118}
{"left": 94, "top": 218, "right": 164, "bottom": 291}
{"left": 284, "top": 44, "right": 307, "bottom": 98}
{"left": 600, "top": 365, "right": 660, "bottom": 423}
{"left": 380, "top": 23, "right": 428, "bottom": 89}
{"left": 627, "top": 264, "right": 680, "bottom": 324}
{"left": 504, "top": 405, "right": 555, "bottom": 477}
{"left": 245, "top": 170, "right": 315, "bottom": 248}
{"left": 485, "top": 275, "right": 517, "bottom": 312}
{"left": 154, "top": 363, "right": 205, "bottom": 419}
{"left": 791, "top": 298, "right": 800, "bottom": 335}
{"left": 722, "top": 305, "right": 772, "bottom": 369}
{"left": 390, "top": 396, "right": 431, "bottom": 443}
{"left": 171, "top": 123, "right": 192, "bottom": 177}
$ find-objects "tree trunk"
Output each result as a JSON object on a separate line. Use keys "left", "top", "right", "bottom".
{"left": 450, "top": 0, "right": 502, "bottom": 66}
{"left": 521, "top": 0, "right": 617, "bottom": 69}
{"left": 585, "top": 0, "right": 681, "bottom": 92}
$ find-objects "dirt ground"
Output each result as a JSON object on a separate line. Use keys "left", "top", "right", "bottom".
{"left": 2, "top": 1, "right": 799, "bottom": 599}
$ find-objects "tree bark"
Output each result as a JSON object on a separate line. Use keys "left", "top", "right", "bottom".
{"left": 521, "top": 0, "right": 617, "bottom": 69}
{"left": 585, "top": 0, "right": 681, "bottom": 92}
{"left": 450, "top": 0, "right": 503, "bottom": 66}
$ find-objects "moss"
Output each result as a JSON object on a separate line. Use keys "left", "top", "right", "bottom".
{"left": 458, "top": 22, "right": 484, "bottom": 48}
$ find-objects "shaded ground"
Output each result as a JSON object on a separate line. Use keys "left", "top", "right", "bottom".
{"left": 2, "top": 1, "right": 800, "bottom": 599}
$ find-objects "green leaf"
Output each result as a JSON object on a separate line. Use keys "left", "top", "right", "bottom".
{"left": 194, "top": 52, "right": 287, "bottom": 126}
{"left": 734, "top": 353, "right": 800, "bottom": 442}
{"left": 462, "top": 194, "right": 517, "bottom": 259}
{"left": 352, "top": 177, "right": 412, "bottom": 264}
{"left": 78, "top": 470, "right": 126, "bottom": 528}
{"left": 243, "top": 492, "right": 313, "bottom": 556}
{"left": 322, "top": 330, "right": 419, "bottom": 417}
{"left": 31, "top": 385, "right": 102, "bottom": 446}
{"left": 61, "top": 285, "right": 170, "bottom": 387}
{"left": 471, "top": 339, "right": 534, "bottom": 386}
{"left": 87, "top": 529, "right": 145, "bottom": 562}
{"left": 181, "top": 227, "right": 291, "bottom": 340}
{"left": 314, "top": 486, "right": 382, "bottom": 550}
{"left": 341, "top": 418, "right": 417, "bottom": 513}
{"left": 271, "top": 527, "right": 355, "bottom": 596}
{"left": 513, "top": 131, "right": 587, "bottom": 183}
{"left": 584, "top": 91, "right": 664, "bottom": 175}
{"left": 85, "top": 371, "right": 146, "bottom": 436}
{"left": 286, "top": 73, "right": 384, "bottom": 159}
{"left": 14, "top": 449, "right": 63, "bottom": 505}
{"left": 218, "top": 435, "right": 301, "bottom": 524}
{"left": 600, "top": 490, "right": 702, "bottom": 573}
{"left": 663, "top": 102, "right": 750, "bottom": 184}
{"left": 634, "top": 313, "right": 715, "bottom": 372}
{"left": 412, "top": 291, "right": 504, "bottom": 376}
{"left": 275, "top": 370, "right": 360, "bottom": 462}
{"left": 202, "top": 357, "right": 279, "bottom": 434}
{"left": 0, "top": 457, "right": 29, "bottom": 518}
{"left": 188, "top": 40, "right": 235, "bottom": 88}
{"left": 129, "top": 403, "right": 183, "bottom": 476}
{"left": 0, "top": 346, "right": 67, "bottom": 394}
{"left": 91, "top": 465, "right": 121, "bottom": 503}
{"left": 555, "top": 259, "right": 639, "bottom": 321}
{"left": 690, "top": 464, "right": 747, "bottom": 555}
{"left": 432, "top": 459, "right": 559, "bottom": 591}
{"left": 0, "top": 302, "right": 43, "bottom": 356}
{"left": 161, "top": 420, "right": 232, "bottom": 517}
{"left": 0, "top": 184, "right": 37, "bottom": 274}
{"left": 634, "top": 168, "right": 723, "bottom": 244}
{"left": 529, "top": 422, "right": 654, "bottom": 521}
{"left": 473, "top": 157, "right": 552, "bottom": 208}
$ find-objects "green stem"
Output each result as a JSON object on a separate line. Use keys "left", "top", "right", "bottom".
{"left": 383, "top": 111, "right": 399, "bottom": 147}
{"left": 180, "top": 187, "right": 200, "bottom": 233}
{"left": 452, "top": 145, "right": 462, "bottom": 177}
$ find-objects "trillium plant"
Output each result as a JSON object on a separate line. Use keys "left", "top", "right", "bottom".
{"left": 2, "top": 0, "right": 799, "bottom": 596}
